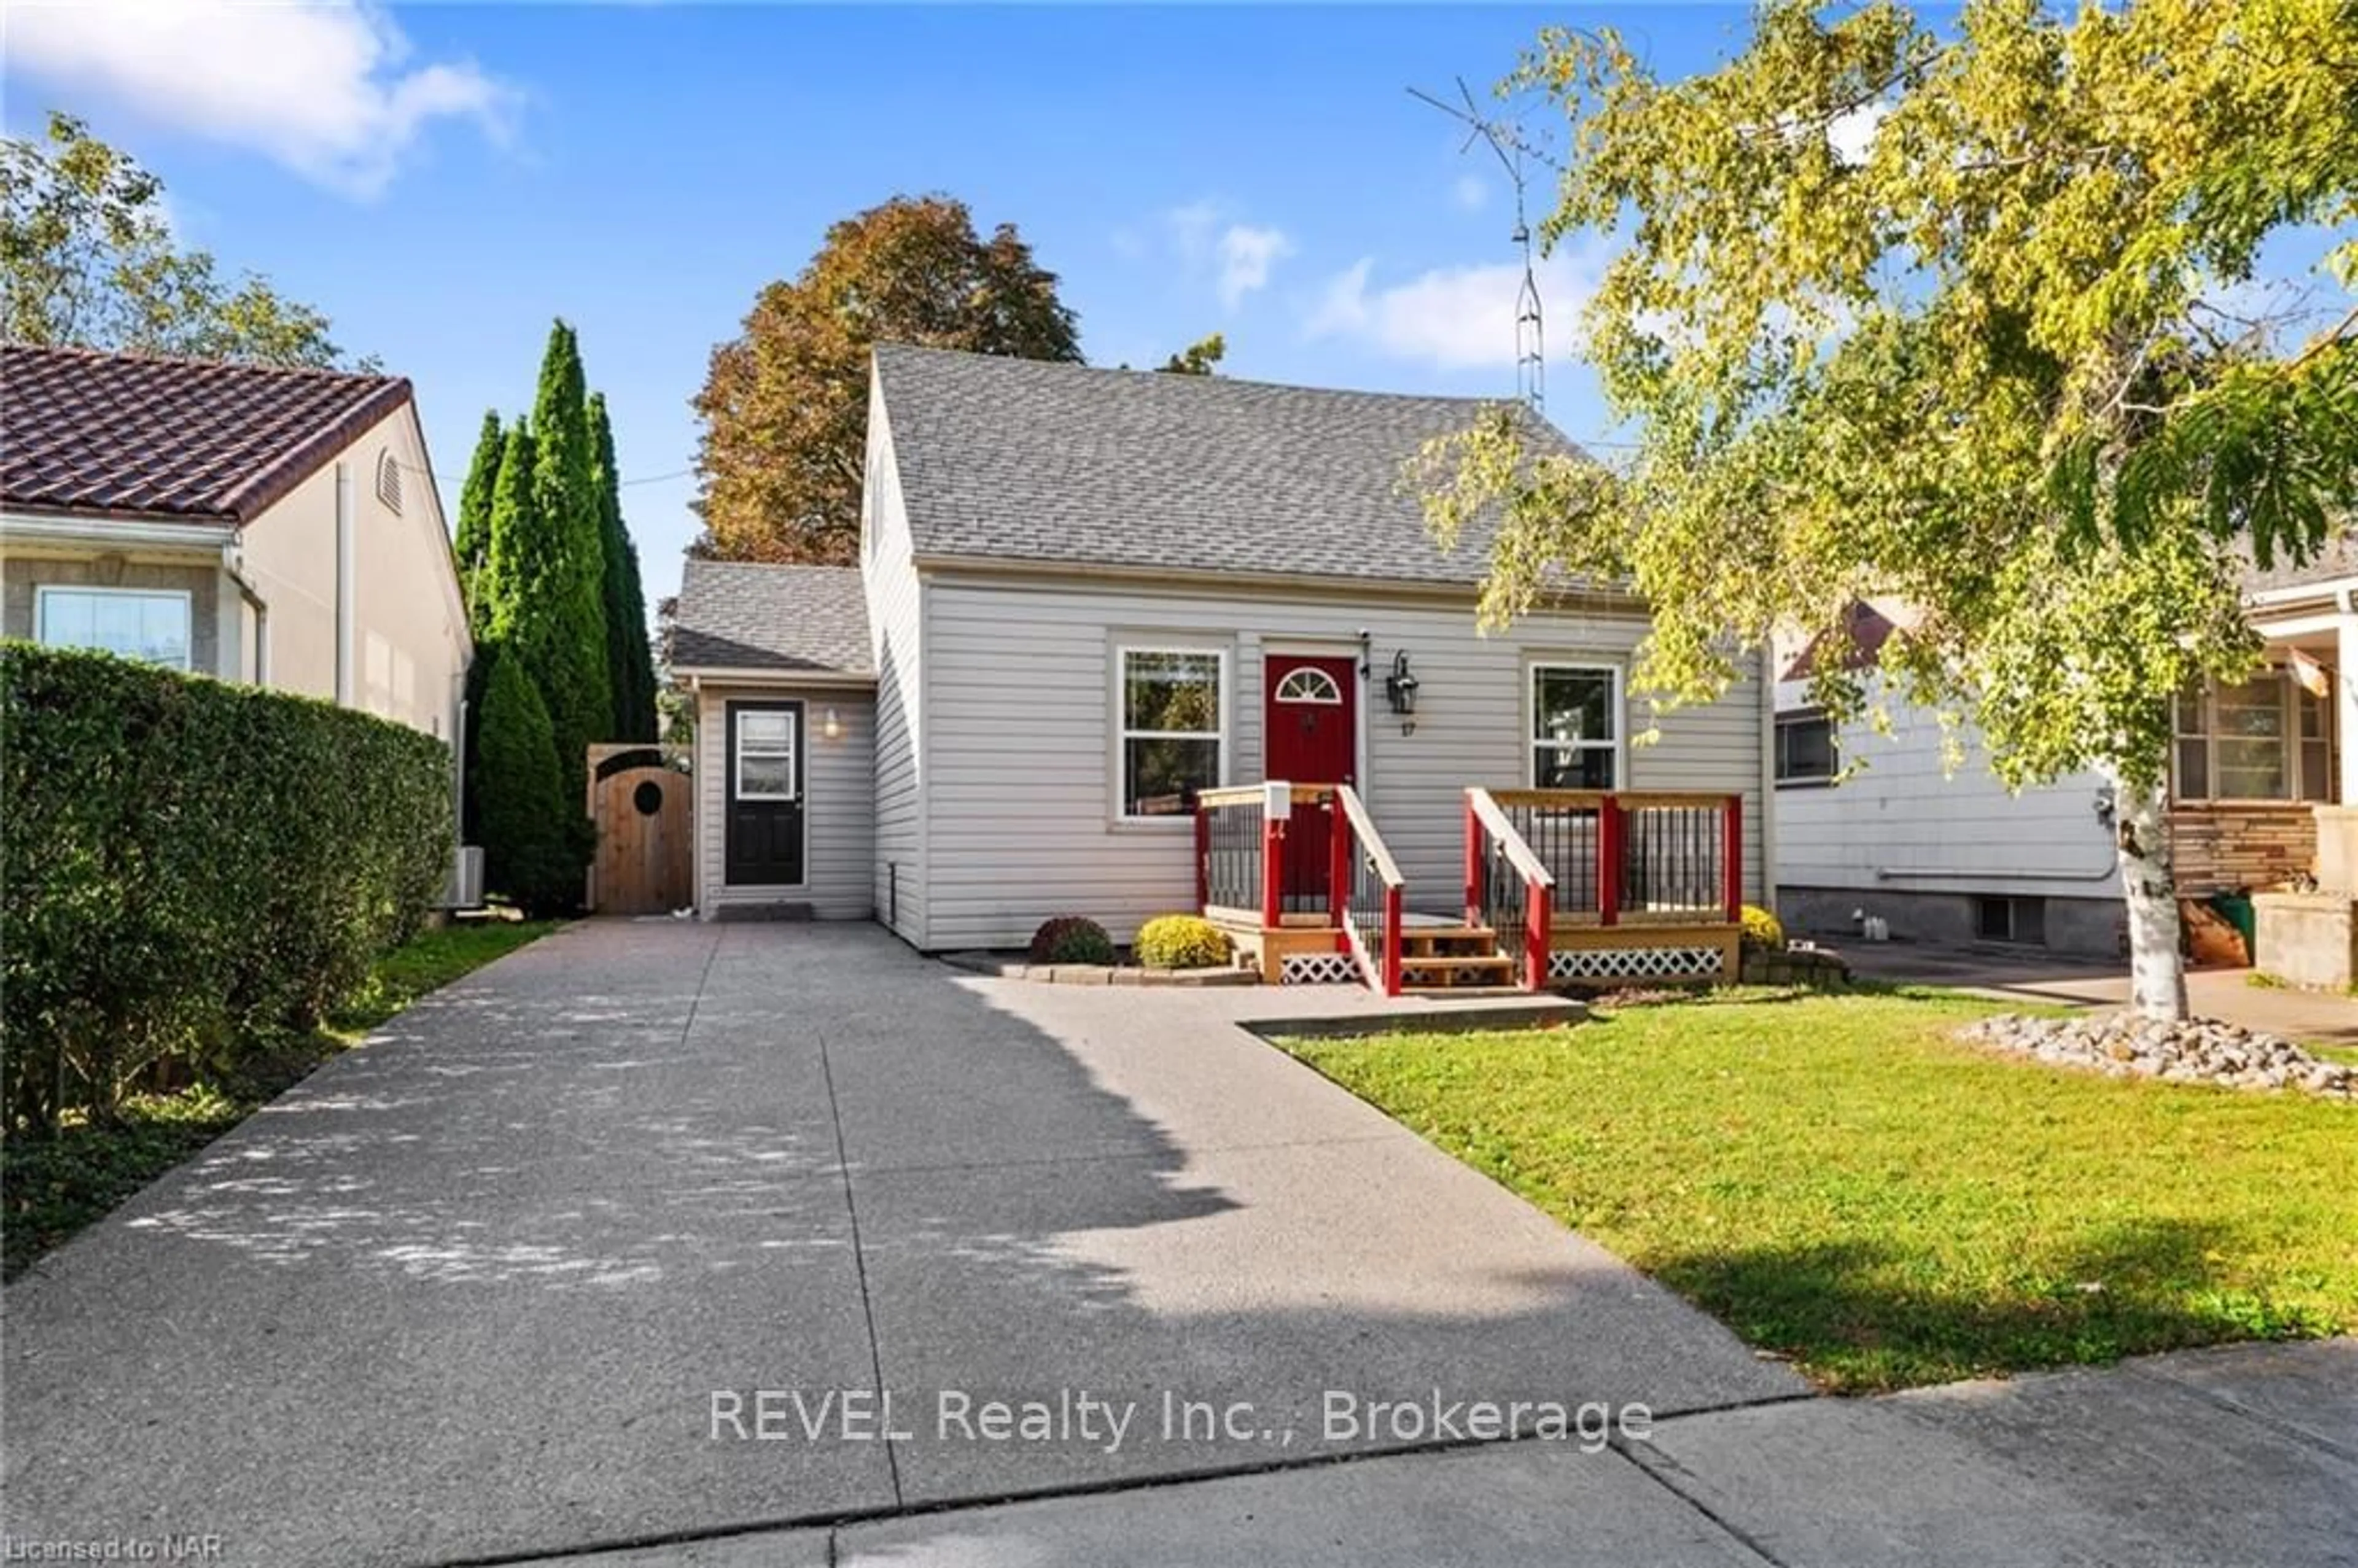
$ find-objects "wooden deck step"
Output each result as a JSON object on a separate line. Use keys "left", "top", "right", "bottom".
{"left": 1399, "top": 923, "right": 1495, "bottom": 945}
{"left": 1399, "top": 955, "right": 1518, "bottom": 976}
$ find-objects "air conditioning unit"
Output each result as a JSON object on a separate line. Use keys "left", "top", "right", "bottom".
{"left": 440, "top": 844, "right": 485, "bottom": 910}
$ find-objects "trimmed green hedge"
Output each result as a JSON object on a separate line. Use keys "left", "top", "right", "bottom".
{"left": 2, "top": 643, "right": 454, "bottom": 1134}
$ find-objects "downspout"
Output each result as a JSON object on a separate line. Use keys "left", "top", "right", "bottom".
{"left": 219, "top": 539, "right": 268, "bottom": 685}
{"left": 334, "top": 461, "right": 354, "bottom": 705}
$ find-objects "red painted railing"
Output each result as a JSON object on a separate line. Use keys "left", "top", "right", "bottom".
{"left": 1466, "top": 788, "right": 1555, "bottom": 991}
{"left": 1334, "top": 783, "right": 1406, "bottom": 995}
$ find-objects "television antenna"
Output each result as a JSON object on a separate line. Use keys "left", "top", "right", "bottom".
{"left": 1409, "top": 78, "right": 1560, "bottom": 414}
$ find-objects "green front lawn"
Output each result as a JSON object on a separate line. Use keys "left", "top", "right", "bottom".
{"left": 3, "top": 918, "right": 558, "bottom": 1280}
{"left": 1278, "top": 987, "right": 2357, "bottom": 1393}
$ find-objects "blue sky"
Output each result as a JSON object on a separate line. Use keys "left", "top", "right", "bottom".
{"left": 4, "top": 4, "right": 2345, "bottom": 613}
{"left": 2, "top": 3, "right": 1754, "bottom": 608}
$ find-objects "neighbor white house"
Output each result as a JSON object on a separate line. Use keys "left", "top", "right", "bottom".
{"left": 0, "top": 343, "right": 473, "bottom": 740}
{"left": 1776, "top": 559, "right": 2358, "bottom": 976}
{"left": 669, "top": 346, "right": 1774, "bottom": 994}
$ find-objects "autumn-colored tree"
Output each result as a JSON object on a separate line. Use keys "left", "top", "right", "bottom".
{"left": 1160, "top": 333, "right": 1226, "bottom": 375}
{"left": 1, "top": 113, "right": 349, "bottom": 367}
{"left": 1418, "top": 0, "right": 2356, "bottom": 1019}
{"left": 692, "top": 195, "right": 1082, "bottom": 563}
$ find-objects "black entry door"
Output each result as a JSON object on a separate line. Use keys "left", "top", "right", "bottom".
{"left": 725, "top": 701, "right": 805, "bottom": 886}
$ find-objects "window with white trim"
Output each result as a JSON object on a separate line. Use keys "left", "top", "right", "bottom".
{"left": 35, "top": 587, "right": 192, "bottom": 669}
{"left": 1273, "top": 667, "right": 1342, "bottom": 705}
{"left": 1530, "top": 664, "right": 1620, "bottom": 788}
{"left": 734, "top": 709, "right": 799, "bottom": 801}
{"left": 2173, "top": 671, "right": 2335, "bottom": 803}
{"left": 1119, "top": 648, "right": 1224, "bottom": 817}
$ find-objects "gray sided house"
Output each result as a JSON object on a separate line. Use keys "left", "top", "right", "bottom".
{"left": 671, "top": 345, "right": 1773, "bottom": 993}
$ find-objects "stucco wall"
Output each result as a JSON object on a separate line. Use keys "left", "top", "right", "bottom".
{"left": 236, "top": 405, "right": 470, "bottom": 739}
{"left": 0, "top": 553, "right": 226, "bottom": 674}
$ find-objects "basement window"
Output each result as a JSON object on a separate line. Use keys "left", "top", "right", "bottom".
{"left": 1975, "top": 895, "right": 2047, "bottom": 946}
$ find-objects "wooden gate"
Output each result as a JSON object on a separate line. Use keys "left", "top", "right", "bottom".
{"left": 586, "top": 743, "right": 693, "bottom": 914}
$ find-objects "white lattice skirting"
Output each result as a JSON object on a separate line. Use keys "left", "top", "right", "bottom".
{"left": 1548, "top": 946, "right": 1725, "bottom": 982}
{"left": 1281, "top": 952, "right": 1362, "bottom": 985}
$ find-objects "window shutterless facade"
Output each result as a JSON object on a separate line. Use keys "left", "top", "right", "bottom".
{"left": 1775, "top": 711, "right": 1837, "bottom": 786}
{"left": 1118, "top": 647, "right": 1225, "bottom": 818}
{"left": 2173, "top": 672, "right": 2334, "bottom": 804}
{"left": 34, "top": 586, "right": 193, "bottom": 670}
{"left": 1530, "top": 663, "right": 1621, "bottom": 788}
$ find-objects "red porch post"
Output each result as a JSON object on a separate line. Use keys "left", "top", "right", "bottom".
{"left": 1261, "top": 813, "right": 1286, "bottom": 930}
{"left": 1598, "top": 797, "right": 1623, "bottom": 927}
{"left": 1722, "top": 793, "right": 1745, "bottom": 923}
{"left": 1382, "top": 882, "right": 1404, "bottom": 996}
{"left": 1327, "top": 793, "right": 1351, "bottom": 926}
{"left": 1525, "top": 880, "right": 1552, "bottom": 992}
{"left": 1194, "top": 805, "right": 1210, "bottom": 914}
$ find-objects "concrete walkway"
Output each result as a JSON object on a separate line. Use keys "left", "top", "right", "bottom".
{"left": 1837, "top": 941, "right": 2358, "bottom": 1047}
{"left": 3, "top": 920, "right": 1798, "bottom": 1567}
{"left": 540, "top": 1340, "right": 2358, "bottom": 1566}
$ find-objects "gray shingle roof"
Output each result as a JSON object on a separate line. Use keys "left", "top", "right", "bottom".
{"left": 873, "top": 344, "right": 1582, "bottom": 586}
{"left": 671, "top": 561, "right": 872, "bottom": 675}
{"left": 2244, "top": 529, "right": 2358, "bottom": 597}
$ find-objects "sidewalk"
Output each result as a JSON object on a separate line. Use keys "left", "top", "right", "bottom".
{"left": 1837, "top": 941, "right": 2358, "bottom": 1048}
{"left": 538, "top": 1340, "right": 2356, "bottom": 1566}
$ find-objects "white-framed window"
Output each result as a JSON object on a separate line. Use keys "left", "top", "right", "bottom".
{"left": 1775, "top": 710, "right": 1837, "bottom": 786}
{"left": 1273, "top": 666, "right": 1343, "bottom": 705}
{"left": 734, "top": 708, "right": 800, "bottom": 801}
{"left": 1118, "top": 646, "right": 1226, "bottom": 818}
{"left": 34, "top": 586, "right": 193, "bottom": 670}
{"left": 2173, "top": 671, "right": 2334, "bottom": 803}
{"left": 1530, "top": 663, "right": 1621, "bottom": 788}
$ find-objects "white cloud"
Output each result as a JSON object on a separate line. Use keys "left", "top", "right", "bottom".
{"left": 1215, "top": 223, "right": 1293, "bottom": 309}
{"left": 5, "top": 1, "right": 518, "bottom": 198}
{"left": 1164, "top": 200, "right": 1222, "bottom": 261}
{"left": 1452, "top": 173, "right": 1488, "bottom": 212}
{"left": 1305, "top": 243, "right": 1611, "bottom": 369}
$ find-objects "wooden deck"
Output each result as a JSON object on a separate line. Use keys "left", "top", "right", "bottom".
{"left": 1197, "top": 782, "right": 1746, "bottom": 994}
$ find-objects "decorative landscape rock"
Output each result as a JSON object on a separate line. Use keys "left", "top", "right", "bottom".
{"left": 1959, "top": 1012, "right": 2356, "bottom": 1100}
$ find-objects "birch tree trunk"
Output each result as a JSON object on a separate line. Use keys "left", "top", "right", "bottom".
{"left": 2109, "top": 767, "right": 2188, "bottom": 1021}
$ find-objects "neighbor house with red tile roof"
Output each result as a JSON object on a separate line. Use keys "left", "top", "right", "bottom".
{"left": 0, "top": 343, "right": 472, "bottom": 740}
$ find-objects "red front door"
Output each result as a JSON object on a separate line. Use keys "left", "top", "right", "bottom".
{"left": 1264, "top": 654, "right": 1358, "bottom": 910}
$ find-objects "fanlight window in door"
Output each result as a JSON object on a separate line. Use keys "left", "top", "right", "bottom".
{"left": 1274, "top": 667, "right": 1342, "bottom": 705}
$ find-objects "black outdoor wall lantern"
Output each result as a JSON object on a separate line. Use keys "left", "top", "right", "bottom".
{"left": 1386, "top": 650, "right": 1420, "bottom": 732}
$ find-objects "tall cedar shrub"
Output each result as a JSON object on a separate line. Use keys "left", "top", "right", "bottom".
{"left": 453, "top": 409, "right": 503, "bottom": 627}
{"left": 526, "top": 319, "right": 615, "bottom": 768}
{"left": 589, "top": 390, "right": 657, "bottom": 740}
{"left": 470, "top": 644, "right": 577, "bottom": 917}
{"left": 1, "top": 645, "right": 450, "bottom": 1133}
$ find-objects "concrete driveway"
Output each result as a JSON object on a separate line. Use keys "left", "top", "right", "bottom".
{"left": 2, "top": 920, "right": 1799, "bottom": 1566}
